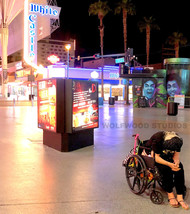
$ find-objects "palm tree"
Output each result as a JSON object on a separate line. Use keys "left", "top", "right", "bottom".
{"left": 167, "top": 32, "right": 187, "bottom": 58}
{"left": 138, "top": 16, "right": 160, "bottom": 66}
{"left": 89, "top": 0, "right": 111, "bottom": 99}
{"left": 115, "top": 0, "right": 136, "bottom": 53}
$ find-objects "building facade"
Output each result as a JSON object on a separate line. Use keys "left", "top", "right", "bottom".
{"left": 37, "top": 38, "right": 75, "bottom": 67}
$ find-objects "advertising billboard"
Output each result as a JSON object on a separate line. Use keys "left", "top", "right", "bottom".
{"left": 65, "top": 80, "right": 99, "bottom": 133}
{"left": 72, "top": 80, "right": 99, "bottom": 131}
{"left": 37, "top": 79, "right": 57, "bottom": 132}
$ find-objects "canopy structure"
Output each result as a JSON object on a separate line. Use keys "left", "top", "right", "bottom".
{"left": 0, "top": 0, "right": 24, "bottom": 26}
{"left": 0, "top": 0, "right": 24, "bottom": 97}
{"left": 0, "top": 0, "right": 60, "bottom": 98}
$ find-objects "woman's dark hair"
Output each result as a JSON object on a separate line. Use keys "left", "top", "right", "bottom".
{"left": 163, "top": 137, "right": 183, "bottom": 152}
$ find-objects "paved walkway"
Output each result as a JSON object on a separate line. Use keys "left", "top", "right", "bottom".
{"left": 0, "top": 103, "right": 190, "bottom": 214}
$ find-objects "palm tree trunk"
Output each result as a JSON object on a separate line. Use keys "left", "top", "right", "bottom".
{"left": 175, "top": 42, "right": 179, "bottom": 58}
{"left": 122, "top": 10, "right": 129, "bottom": 105}
{"left": 99, "top": 16, "right": 104, "bottom": 99}
{"left": 146, "top": 25, "right": 150, "bottom": 66}
{"left": 123, "top": 9, "right": 127, "bottom": 53}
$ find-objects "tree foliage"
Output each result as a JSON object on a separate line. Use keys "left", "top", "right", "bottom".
{"left": 167, "top": 32, "right": 187, "bottom": 57}
{"left": 88, "top": 0, "right": 111, "bottom": 19}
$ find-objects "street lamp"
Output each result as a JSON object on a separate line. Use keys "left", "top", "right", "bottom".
{"left": 65, "top": 44, "right": 71, "bottom": 79}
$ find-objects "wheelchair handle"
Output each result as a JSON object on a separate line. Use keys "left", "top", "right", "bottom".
{"left": 133, "top": 134, "right": 139, "bottom": 155}
{"left": 132, "top": 134, "right": 139, "bottom": 138}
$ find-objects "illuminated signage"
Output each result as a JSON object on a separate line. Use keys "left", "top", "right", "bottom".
{"left": 115, "top": 57, "right": 125, "bottom": 64}
{"left": 16, "top": 69, "right": 31, "bottom": 78}
{"left": 109, "top": 73, "right": 119, "bottom": 79}
{"left": 72, "top": 80, "right": 99, "bottom": 132}
{"left": 48, "top": 55, "right": 60, "bottom": 64}
{"left": 91, "top": 71, "right": 99, "bottom": 79}
{"left": 38, "top": 79, "right": 57, "bottom": 132}
{"left": 24, "top": 0, "right": 61, "bottom": 68}
{"left": 28, "top": 13, "right": 37, "bottom": 61}
{"left": 30, "top": 4, "right": 59, "bottom": 16}
{"left": 15, "top": 62, "right": 23, "bottom": 70}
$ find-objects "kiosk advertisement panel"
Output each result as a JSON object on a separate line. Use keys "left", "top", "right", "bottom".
{"left": 38, "top": 78, "right": 97, "bottom": 152}
{"left": 72, "top": 80, "right": 99, "bottom": 132}
{"left": 37, "top": 79, "right": 57, "bottom": 132}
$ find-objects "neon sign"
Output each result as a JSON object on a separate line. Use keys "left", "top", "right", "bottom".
{"left": 109, "top": 73, "right": 119, "bottom": 79}
{"left": 30, "top": 4, "right": 58, "bottom": 16}
{"left": 48, "top": 55, "right": 60, "bottom": 64}
{"left": 24, "top": 0, "right": 61, "bottom": 69}
{"left": 29, "top": 14, "right": 37, "bottom": 59}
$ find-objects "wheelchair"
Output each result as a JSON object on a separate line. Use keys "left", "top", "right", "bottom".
{"left": 122, "top": 134, "right": 164, "bottom": 204}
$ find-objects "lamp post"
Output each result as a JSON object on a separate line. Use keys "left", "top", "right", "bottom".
{"left": 65, "top": 44, "right": 71, "bottom": 79}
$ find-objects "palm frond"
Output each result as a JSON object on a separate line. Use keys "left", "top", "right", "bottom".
{"left": 89, "top": 1, "right": 111, "bottom": 16}
{"left": 166, "top": 32, "right": 187, "bottom": 45}
{"left": 138, "top": 16, "right": 160, "bottom": 32}
{"left": 114, "top": 0, "right": 136, "bottom": 15}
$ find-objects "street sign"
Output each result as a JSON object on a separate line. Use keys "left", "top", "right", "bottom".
{"left": 115, "top": 57, "right": 125, "bottom": 64}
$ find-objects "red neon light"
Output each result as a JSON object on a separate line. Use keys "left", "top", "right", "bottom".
{"left": 47, "top": 55, "right": 60, "bottom": 64}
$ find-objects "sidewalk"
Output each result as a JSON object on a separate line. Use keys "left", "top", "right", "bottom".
{"left": 0, "top": 100, "right": 37, "bottom": 106}
{"left": 0, "top": 103, "right": 189, "bottom": 214}
{"left": 0, "top": 96, "right": 37, "bottom": 106}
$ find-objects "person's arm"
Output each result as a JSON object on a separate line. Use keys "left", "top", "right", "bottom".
{"left": 151, "top": 151, "right": 180, "bottom": 171}
{"left": 173, "top": 152, "right": 180, "bottom": 167}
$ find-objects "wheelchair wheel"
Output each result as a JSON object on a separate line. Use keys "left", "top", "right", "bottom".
{"left": 150, "top": 190, "right": 163, "bottom": 204}
{"left": 154, "top": 166, "right": 164, "bottom": 188}
{"left": 125, "top": 155, "right": 148, "bottom": 194}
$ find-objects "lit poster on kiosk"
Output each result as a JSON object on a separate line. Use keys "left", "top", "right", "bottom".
{"left": 37, "top": 79, "right": 57, "bottom": 132}
{"left": 72, "top": 80, "right": 99, "bottom": 132}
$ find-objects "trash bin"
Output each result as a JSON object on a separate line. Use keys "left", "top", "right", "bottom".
{"left": 115, "top": 96, "right": 118, "bottom": 101}
{"left": 109, "top": 97, "right": 115, "bottom": 105}
{"left": 98, "top": 97, "right": 103, "bottom": 106}
{"left": 138, "top": 96, "right": 146, "bottom": 107}
{"left": 167, "top": 102, "right": 179, "bottom": 116}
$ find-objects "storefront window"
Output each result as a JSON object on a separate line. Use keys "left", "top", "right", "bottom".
{"left": 98, "top": 84, "right": 110, "bottom": 100}
{"left": 111, "top": 86, "right": 123, "bottom": 100}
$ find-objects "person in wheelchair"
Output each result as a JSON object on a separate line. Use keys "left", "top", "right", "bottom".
{"left": 147, "top": 131, "right": 189, "bottom": 210}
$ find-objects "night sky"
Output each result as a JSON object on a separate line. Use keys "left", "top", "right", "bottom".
{"left": 52, "top": 0, "right": 190, "bottom": 65}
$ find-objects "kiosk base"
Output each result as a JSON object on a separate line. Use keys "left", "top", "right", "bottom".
{"left": 43, "top": 129, "right": 94, "bottom": 152}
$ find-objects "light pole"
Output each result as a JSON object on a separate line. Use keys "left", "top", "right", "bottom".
{"left": 65, "top": 44, "right": 71, "bottom": 79}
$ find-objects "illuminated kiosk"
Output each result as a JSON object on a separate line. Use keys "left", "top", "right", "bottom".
{"left": 37, "top": 78, "right": 99, "bottom": 152}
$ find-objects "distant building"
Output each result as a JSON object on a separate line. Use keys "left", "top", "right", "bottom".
{"left": 37, "top": 38, "right": 75, "bottom": 67}
{"left": 6, "top": 38, "right": 76, "bottom": 68}
{"left": 83, "top": 58, "right": 115, "bottom": 69}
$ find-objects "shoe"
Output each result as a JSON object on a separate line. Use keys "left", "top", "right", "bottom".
{"left": 168, "top": 198, "right": 180, "bottom": 208}
{"left": 178, "top": 200, "right": 189, "bottom": 210}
